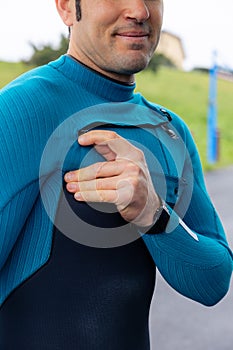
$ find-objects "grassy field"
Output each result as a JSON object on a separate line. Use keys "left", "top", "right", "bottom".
{"left": 137, "top": 68, "right": 233, "bottom": 170}
{"left": 0, "top": 61, "right": 32, "bottom": 87}
{"left": 1, "top": 61, "right": 233, "bottom": 170}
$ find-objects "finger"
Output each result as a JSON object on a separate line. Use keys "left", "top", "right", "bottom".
{"left": 94, "top": 144, "right": 116, "bottom": 161}
{"left": 64, "top": 160, "right": 126, "bottom": 183}
{"left": 66, "top": 175, "right": 120, "bottom": 193}
{"left": 78, "top": 130, "right": 120, "bottom": 146}
{"left": 78, "top": 130, "right": 140, "bottom": 161}
{"left": 73, "top": 181, "right": 134, "bottom": 209}
{"left": 79, "top": 130, "right": 119, "bottom": 161}
{"left": 74, "top": 189, "right": 118, "bottom": 203}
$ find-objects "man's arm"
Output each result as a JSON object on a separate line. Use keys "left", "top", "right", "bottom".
{"left": 65, "top": 129, "right": 232, "bottom": 306}
{"left": 0, "top": 91, "right": 40, "bottom": 270}
{"left": 142, "top": 124, "right": 232, "bottom": 306}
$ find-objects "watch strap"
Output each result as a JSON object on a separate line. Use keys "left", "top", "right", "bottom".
{"left": 143, "top": 200, "right": 170, "bottom": 234}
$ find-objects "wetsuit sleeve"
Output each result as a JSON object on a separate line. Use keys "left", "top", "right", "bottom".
{"left": 141, "top": 123, "right": 233, "bottom": 306}
{"left": 0, "top": 88, "right": 40, "bottom": 270}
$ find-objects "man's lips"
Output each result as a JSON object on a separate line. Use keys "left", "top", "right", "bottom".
{"left": 115, "top": 31, "right": 149, "bottom": 38}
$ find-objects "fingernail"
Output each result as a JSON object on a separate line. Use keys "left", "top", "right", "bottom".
{"left": 78, "top": 135, "right": 85, "bottom": 144}
{"left": 67, "top": 183, "right": 77, "bottom": 191}
{"left": 74, "top": 192, "right": 82, "bottom": 201}
{"left": 64, "top": 172, "right": 73, "bottom": 182}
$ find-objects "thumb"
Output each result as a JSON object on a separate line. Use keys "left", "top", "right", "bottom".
{"left": 78, "top": 130, "right": 133, "bottom": 161}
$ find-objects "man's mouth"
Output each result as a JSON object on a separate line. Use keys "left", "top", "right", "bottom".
{"left": 115, "top": 31, "right": 149, "bottom": 39}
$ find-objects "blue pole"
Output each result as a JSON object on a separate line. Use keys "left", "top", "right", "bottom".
{"left": 207, "top": 51, "right": 218, "bottom": 163}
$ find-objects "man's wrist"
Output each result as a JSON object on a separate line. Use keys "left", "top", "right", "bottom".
{"left": 139, "top": 198, "right": 170, "bottom": 234}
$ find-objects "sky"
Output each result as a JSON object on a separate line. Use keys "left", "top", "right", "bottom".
{"left": 0, "top": 0, "right": 232, "bottom": 70}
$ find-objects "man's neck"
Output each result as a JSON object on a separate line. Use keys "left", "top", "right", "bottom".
{"left": 67, "top": 54, "right": 135, "bottom": 86}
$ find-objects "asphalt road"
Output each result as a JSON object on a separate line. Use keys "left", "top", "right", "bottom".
{"left": 149, "top": 166, "right": 233, "bottom": 350}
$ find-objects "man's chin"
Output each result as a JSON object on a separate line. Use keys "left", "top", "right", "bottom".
{"left": 117, "top": 56, "right": 150, "bottom": 75}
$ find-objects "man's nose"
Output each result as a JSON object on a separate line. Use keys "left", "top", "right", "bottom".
{"left": 123, "top": 0, "right": 150, "bottom": 23}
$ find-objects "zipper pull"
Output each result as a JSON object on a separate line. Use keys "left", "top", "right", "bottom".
{"left": 159, "top": 108, "right": 178, "bottom": 139}
{"left": 161, "top": 124, "right": 179, "bottom": 139}
{"left": 160, "top": 108, "right": 172, "bottom": 122}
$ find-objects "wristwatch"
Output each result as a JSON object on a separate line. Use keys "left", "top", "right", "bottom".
{"left": 145, "top": 199, "right": 170, "bottom": 234}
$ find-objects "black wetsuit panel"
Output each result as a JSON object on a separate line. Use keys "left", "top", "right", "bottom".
{"left": 0, "top": 189, "right": 155, "bottom": 350}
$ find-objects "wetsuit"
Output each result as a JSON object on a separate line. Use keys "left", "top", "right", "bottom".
{"left": 0, "top": 55, "right": 232, "bottom": 349}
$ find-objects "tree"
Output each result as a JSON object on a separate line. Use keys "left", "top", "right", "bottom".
{"left": 147, "top": 53, "right": 175, "bottom": 73}
{"left": 25, "top": 34, "right": 69, "bottom": 67}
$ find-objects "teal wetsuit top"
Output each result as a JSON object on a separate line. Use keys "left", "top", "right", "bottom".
{"left": 0, "top": 55, "right": 232, "bottom": 348}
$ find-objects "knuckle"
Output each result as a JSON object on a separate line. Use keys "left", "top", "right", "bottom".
{"left": 129, "top": 176, "right": 139, "bottom": 188}
{"left": 98, "top": 190, "right": 106, "bottom": 201}
{"left": 96, "top": 178, "right": 103, "bottom": 190}
{"left": 94, "top": 162, "right": 105, "bottom": 175}
{"left": 98, "top": 190, "right": 113, "bottom": 203}
{"left": 108, "top": 131, "right": 118, "bottom": 139}
{"left": 126, "top": 161, "right": 140, "bottom": 175}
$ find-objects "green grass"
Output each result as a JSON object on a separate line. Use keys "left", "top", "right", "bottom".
{"left": 0, "top": 61, "right": 32, "bottom": 87}
{"left": 136, "top": 67, "right": 233, "bottom": 170}
{"left": 1, "top": 62, "right": 233, "bottom": 170}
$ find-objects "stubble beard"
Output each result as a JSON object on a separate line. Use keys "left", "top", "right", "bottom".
{"left": 108, "top": 44, "right": 156, "bottom": 76}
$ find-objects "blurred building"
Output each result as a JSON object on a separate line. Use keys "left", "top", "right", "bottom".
{"left": 217, "top": 67, "right": 233, "bottom": 82}
{"left": 157, "top": 30, "right": 185, "bottom": 70}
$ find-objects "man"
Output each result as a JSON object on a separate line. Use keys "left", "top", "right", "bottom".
{"left": 0, "top": 0, "right": 232, "bottom": 349}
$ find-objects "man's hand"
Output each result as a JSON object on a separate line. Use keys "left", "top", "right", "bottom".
{"left": 64, "top": 130, "right": 160, "bottom": 227}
